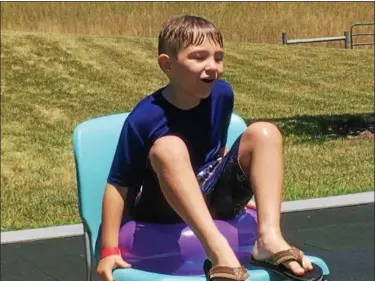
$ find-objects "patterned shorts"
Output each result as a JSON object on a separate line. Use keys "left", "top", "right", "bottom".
{"left": 197, "top": 134, "right": 253, "bottom": 220}
{"left": 132, "top": 134, "right": 253, "bottom": 223}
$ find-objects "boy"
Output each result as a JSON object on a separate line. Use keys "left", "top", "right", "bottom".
{"left": 97, "top": 15, "right": 322, "bottom": 281}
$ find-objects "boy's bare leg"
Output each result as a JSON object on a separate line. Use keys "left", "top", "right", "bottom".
{"left": 149, "top": 135, "right": 241, "bottom": 272}
{"left": 238, "top": 122, "right": 313, "bottom": 276}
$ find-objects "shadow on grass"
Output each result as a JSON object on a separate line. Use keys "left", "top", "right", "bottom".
{"left": 245, "top": 112, "right": 375, "bottom": 141}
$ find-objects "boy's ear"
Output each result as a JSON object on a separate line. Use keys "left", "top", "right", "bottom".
{"left": 158, "top": 54, "right": 172, "bottom": 76}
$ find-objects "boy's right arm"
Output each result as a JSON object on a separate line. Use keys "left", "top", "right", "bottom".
{"left": 97, "top": 183, "right": 131, "bottom": 281}
{"left": 101, "top": 183, "right": 127, "bottom": 248}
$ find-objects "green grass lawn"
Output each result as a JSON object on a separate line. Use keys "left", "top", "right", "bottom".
{"left": 1, "top": 31, "right": 374, "bottom": 231}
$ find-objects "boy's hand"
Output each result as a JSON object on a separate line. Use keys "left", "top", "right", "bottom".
{"left": 97, "top": 255, "right": 131, "bottom": 281}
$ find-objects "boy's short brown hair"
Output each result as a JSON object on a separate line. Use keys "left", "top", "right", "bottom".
{"left": 158, "top": 15, "right": 223, "bottom": 56}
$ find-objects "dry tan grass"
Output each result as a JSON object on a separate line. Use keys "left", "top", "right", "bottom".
{"left": 1, "top": 2, "right": 374, "bottom": 48}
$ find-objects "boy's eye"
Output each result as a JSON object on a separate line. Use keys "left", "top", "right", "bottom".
{"left": 193, "top": 54, "right": 205, "bottom": 60}
{"left": 189, "top": 51, "right": 224, "bottom": 62}
{"left": 188, "top": 51, "right": 207, "bottom": 61}
{"left": 215, "top": 53, "right": 224, "bottom": 62}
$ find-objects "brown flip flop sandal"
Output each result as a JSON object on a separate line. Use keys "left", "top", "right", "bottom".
{"left": 249, "top": 246, "right": 323, "bottom": 281}
{"left": 203, "top": 259, "right": 250, "bottom": 281}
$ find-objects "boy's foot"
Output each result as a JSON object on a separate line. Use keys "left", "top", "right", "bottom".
{"left": 204, "top": 259, "right": 249, "bottom": 281}
{"left": 250, "top": 235, "right": 324, "bottom": 281}
{"left": 205, "top": 235, "right": 246, "bottom": 280}
{"left": 251, "top": 235, "right": 313, "bottom": 276}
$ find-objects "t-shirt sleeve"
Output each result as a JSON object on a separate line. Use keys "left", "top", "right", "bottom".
{"left": 220, "top": 86, "right": 234, "bottom": 149}
{"left": 107, "top": 119, "right": 147, "bottom": 189}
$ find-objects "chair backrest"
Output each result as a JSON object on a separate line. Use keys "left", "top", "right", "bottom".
{"left": 73, "top": 112, "right": 247, "bottom": 255}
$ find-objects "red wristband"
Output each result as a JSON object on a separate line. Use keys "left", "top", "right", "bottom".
{"left": 101, "top": 247, "right": 123, "bottom": 259}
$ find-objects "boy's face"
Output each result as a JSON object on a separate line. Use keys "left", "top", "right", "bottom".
{"left": 162, "top": 39, "right": 224, "bottom": 99}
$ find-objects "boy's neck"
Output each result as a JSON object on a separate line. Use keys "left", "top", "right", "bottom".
{"left": 162, "top": 84, "right": 202, "bottom": 110}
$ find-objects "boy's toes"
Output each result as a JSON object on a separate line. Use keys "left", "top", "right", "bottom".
{"left": 284, "top": 260, "right": 305, "bottom": 276}
{"left": 284, "top": 248, "right": 314, "bottom": 275}
{"left": 302, "top": 256, "right": 314, "bottom": 271}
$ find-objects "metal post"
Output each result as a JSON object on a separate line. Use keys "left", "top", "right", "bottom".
{"left": 344, "top": 31, "right": 350, "bottom": 49}
{"left": 282, "top": 32, "right": 287, "bottom": 45}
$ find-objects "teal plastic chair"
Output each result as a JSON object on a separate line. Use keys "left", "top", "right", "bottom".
{"left": 73, "top": 112, "right": 330, "bottom": 281}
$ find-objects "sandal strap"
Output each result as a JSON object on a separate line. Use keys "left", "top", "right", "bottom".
{"left": 266, "top": 246, "right": 304, "bottom": 266}
{"left": 210, "top": 265, "right": 249, "bottom": 280}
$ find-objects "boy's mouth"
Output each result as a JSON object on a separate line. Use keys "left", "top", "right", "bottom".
{"left": 201, "top": 78, "right": 215, "bottom": 84}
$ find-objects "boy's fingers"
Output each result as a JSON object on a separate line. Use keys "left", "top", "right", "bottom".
{"left": 103, "top": 270, "right": 113, "bottom": 281}
{"left": 116, "top": 258, "right": 131, "bottom": 268}
{"left": 97, "top": 257, "right": 130, "bottom": 281}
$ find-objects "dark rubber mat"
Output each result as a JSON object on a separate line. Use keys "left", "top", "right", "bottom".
{"left": 1, "top": 203, "right": 373, "bottom": 281}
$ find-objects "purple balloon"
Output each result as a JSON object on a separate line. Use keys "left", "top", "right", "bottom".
{"left": 119, "top": 208, "right": 257, "bottom": 275}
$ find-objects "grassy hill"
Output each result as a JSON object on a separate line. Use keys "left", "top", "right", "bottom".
{"left": 1, "top": 31, "right": 374, "bottom": 231}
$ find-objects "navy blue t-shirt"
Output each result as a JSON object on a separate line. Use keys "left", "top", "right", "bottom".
{"left": 107, "top": 80, "right": 234, "bottom": 222}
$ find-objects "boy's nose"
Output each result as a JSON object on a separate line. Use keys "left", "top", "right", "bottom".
{"left": 204, "top": 59, "right": 219, "bottom": 72}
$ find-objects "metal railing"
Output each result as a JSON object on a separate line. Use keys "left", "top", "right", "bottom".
{"left": 281, "top": 32, "right": 350, "bottom": 49}
{"left": 350, "top": 22, "right": 375, "bottom": 49}
{"left": 281, "top": 22, "right": 375, "bottom": 49}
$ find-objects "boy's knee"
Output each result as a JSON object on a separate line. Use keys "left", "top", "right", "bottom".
{"left": 244, "top": 122, "right": 282, "bottom": 142}
{"left": 149, "top": 135, "right": 189, "bottom": 165}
